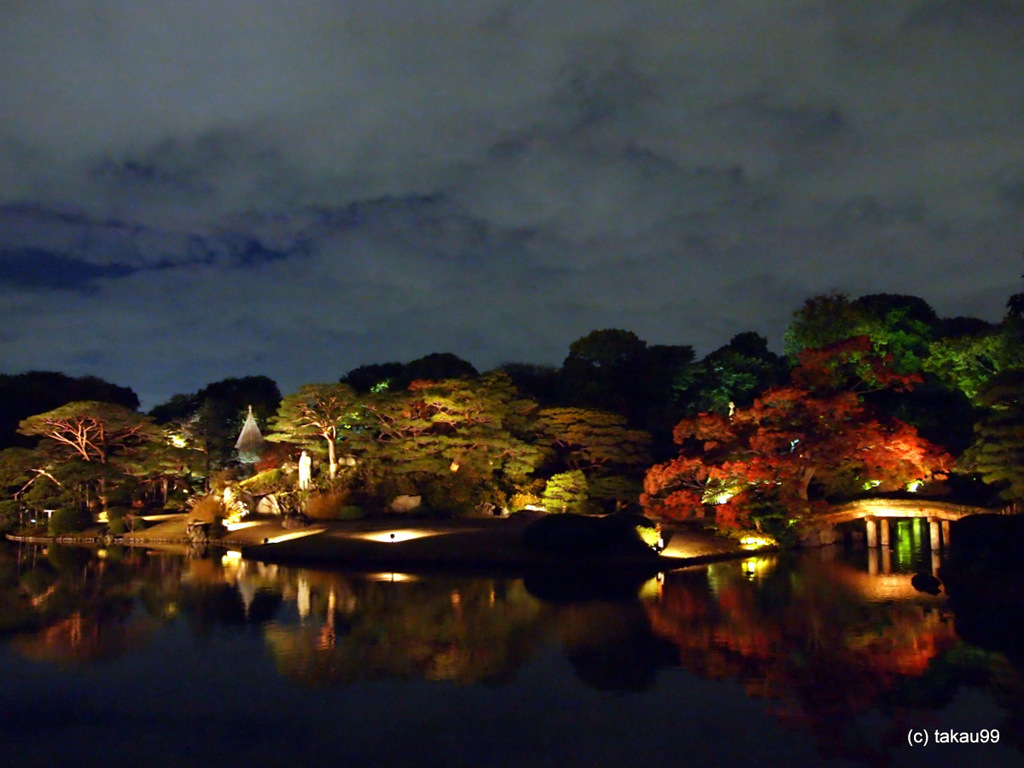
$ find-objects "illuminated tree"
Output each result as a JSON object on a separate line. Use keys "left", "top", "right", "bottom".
{"left": 541, "top": 470, "right": 589, "bottom": 513}
{"left": 925, "top": 325, "right": 1023, "bottom": 403}
{"left": 16, "top": 402, "right": 164, "bottom": 514}
{"left": 18, "top": 401, "right": 157, "bottom": 465}
{"left": 267, "top": 383, "right": 361, "bottom": 479}
{"left": 642, "top": 342, "right": 951, "bottom": 531}
{"left": 535, "top": 407, "right": 651, "bottom": 509}
{"left": 535, "top": 407, "right": 650, "bottom": 474}
{"left": 354, "top": 373, "right": 545, "bottom": 512}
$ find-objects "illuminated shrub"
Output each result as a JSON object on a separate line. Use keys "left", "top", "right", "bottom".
{"left": 239, "top": 468, "right": 288, "bottom": 496}
{"left": 189, "top": 495, "right": 225, "bottom": 524}
{"left": 306, "top": 491, "right": 356, "bottom": 520}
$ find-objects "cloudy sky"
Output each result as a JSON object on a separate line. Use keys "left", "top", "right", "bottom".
{"left": 2, "top": 1, "right": 1022, "bottom": 407}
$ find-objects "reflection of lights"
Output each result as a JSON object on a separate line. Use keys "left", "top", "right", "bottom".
{"left": 224, "top": 520, "right": 263, "bottom": 532}
{"left": 639, "top": 574, "right": 664, "bottom": 601}
{"left": 355, "top": 529, "right": 443, "bottom": 543}
{"left": 264, "top": 528, "right": 326, "bottom": 544}
{"left": 739, "top": 534, "right": 776, "bottom": 550}
{"left": 221, "top": 550, "right": 243, "bottom": 566}
{"left": 365, "top": 572, "right": 419, "bottom": 583}
{"left": 742, "top": 557, "right": 775, "bottom": 580}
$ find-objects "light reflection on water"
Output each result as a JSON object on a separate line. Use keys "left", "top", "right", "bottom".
{"left": 0, "top": 539, "right": 1022, "bottom": 767}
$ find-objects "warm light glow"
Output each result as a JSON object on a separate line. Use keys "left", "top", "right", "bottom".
{"left": 639, "top": 575, "right": 663, "bottom": 601}
{"left": 741, "top": 556, "right": 776, "bottom": 579}
{"left": 355, "top": 529, "right": 443, "bottom": 543}
{"left": 264, "top": 528, "right": 327, "bottom": 544}
{"left": 224, "top": 520, "right": 263, "bottom": 532}
{"left": 907, "top": 480, "right": 922, "bottom": 492}
{"left": 449, "top": 460, "right": 460, "bottom": 472}
{"left": 365, "top": 572, "right": 419, "bottom": 582}
{"left": 221, "top": 550, "right": 243, "bottom": 565}
{"left": 739, "top": 534, "right": 777, "bottom": 550}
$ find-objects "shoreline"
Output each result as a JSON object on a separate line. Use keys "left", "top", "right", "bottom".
{"left": 5, "top": 514, "right": 755, "bottom": 572}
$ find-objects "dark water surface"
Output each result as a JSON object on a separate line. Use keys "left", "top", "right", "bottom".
{"left": 0, "top": 540, "right": 1021, "bottom": 768}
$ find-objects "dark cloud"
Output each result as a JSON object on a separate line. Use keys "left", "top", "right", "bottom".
{"left": 1, "top": 1, "right": 1022, "bottom": 406}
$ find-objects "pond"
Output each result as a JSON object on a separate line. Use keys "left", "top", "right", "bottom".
{"left": 0, "top": 539, "right": 1021, "bottom": 768}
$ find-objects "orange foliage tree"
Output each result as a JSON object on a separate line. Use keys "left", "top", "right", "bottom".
{"left": 642, "top": 338, "right": 952, "bottom": 531}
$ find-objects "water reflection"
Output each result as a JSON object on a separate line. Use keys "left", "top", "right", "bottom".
{"left": 1, "top": 540, "right": 1023, "bottom": 765}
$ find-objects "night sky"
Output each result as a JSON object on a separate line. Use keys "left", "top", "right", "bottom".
{"left": 2, "top": 1, "right": 1022, "bottom": 408}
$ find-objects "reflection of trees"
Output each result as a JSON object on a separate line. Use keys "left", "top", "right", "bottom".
{"left": 554, "top": 600, "right": 677, "bottom": 691}
{"left": 645, "top": 556, "right": 964, "bottom": 764}
{"left": 263, "top": 574, "right": 550, "bottom": 686}
{"left": 2, "top": 544, "right": 166, "bottom": 662}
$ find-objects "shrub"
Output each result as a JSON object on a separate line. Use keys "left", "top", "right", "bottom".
{"left": 509, "top": 492, "right": 543, "bottom": 511}
{"left": 306, "top": 491, "right": 352, "bottom": 520}
{"left": 189, "top": 495, "right": 225, "bottom": 524}
{"left": 239, "top": 468, "right": 288, "bottom": 496}
{"left": 49, "top": 506, "right": 93, "bottom": 535}
{"left": 338, "top": 505, "right": 364, "bottom": 520}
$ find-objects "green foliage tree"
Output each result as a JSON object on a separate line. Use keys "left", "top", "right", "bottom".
{"left": 267, "top": 383, "right": 361, "bottom": 480}
{"left": 960, "top": 370, "right": 1024, "bottom": 504}
{"left": 784, "top": 293, "right": 938, "bottom": 375}
{"left": 926, "top": 324, "right": 1024, "bottom": 403}
{"left": 541, "top": 470, "right": 589, "bottom": 513}
{"left": 559, "top": 329, "right": 649, "bottom": 416}
{"left": 684, "top": 332, "right": 787, "bottom": 416}
{"left": 536, "top": 407, "right": 651, "bottom": 509}
{"left": 353, "top": 373, "right": 545, "bottom": 513}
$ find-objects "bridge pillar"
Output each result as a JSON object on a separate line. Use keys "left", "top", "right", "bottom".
{"left": 879, "top": 517, "right": 890, "bottom": 548}
{"left": 867, "top": 547, "right": 879, "bottom": 575}
{"left": 941, "top": 520, "right": 950, "bottom": 547}
{"left": 865, "top": 516, "right": 878, "bottom": 548}
{"left": 929, "top": 517, "right": 941, "bottom": 550}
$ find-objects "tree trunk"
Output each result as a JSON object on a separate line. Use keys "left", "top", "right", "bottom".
{"left": 797, "top": 465, "right": 816, "bottom": 502}
{"left": 327, "top": 438, "right": 338, "bottom": 480}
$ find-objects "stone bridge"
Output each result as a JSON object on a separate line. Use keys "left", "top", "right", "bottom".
{"left": 820, "top": 498, "right": 1004, "bottom": 549}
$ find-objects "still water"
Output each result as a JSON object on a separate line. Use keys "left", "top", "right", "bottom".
{"left": 0, "top": 536, "right": 1021, "bottom": 768}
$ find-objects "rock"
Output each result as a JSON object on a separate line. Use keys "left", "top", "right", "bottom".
{"left": 256, "top": 494, "right": 283, "bottom": 515}
{"left": 911, "top": 573, "right": 942, "bottom": 595}
{"left": 797, "top": 522, "right": 839, "bottom": 547}
{"left": 390, "top": 494, "right": 422, "bottom": 513}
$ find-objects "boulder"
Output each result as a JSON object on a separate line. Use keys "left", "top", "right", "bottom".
{"left": 390, "top": 494, "right": 422, "bottom": 513}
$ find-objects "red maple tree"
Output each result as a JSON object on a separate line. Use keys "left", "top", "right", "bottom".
{"left": 642, "top": 338, "right": 951, "bottom": 528}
